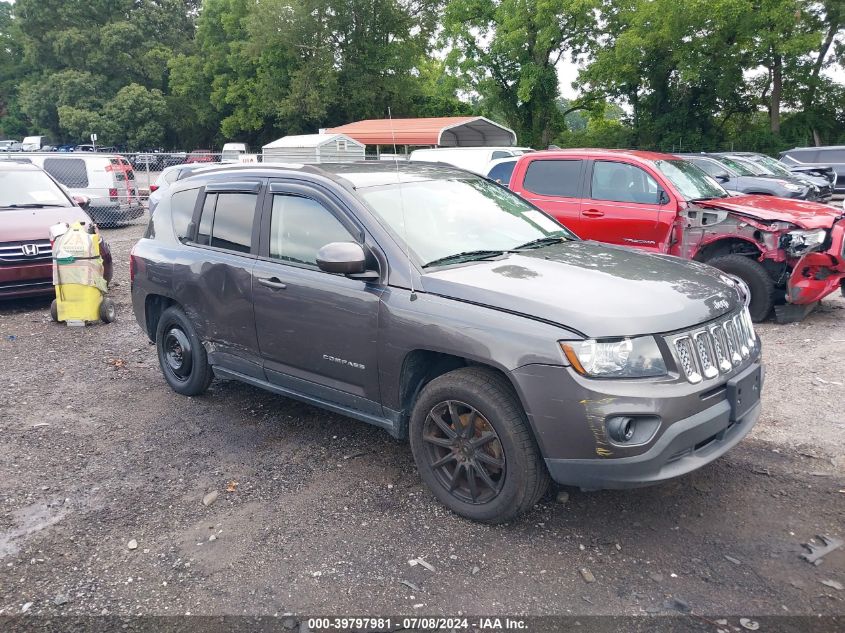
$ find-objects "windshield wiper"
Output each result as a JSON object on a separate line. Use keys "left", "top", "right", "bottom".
{"left": 422, "top": 250, "right": 505, "bottom": 268}
{"left": 510, "top": 236, "right": 568, "bottom": 251}
{"left": 0, "top": 203, "right": 68, "bottom": 208}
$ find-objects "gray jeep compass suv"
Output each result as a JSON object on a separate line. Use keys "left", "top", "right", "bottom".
{"left": 130, "top": 162, "right": 763, "bottom": 523}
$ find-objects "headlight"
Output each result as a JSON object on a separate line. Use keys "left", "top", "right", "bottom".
{"left": 783, "top": 228, "right": 826, "bottom": 256}
{"left": 560, "top": 336, "right": 667, "bottom": 378}
{"left": 781, "top": 182, "right": 804, "bottom": 192}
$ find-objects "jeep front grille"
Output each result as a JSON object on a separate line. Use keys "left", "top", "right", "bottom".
{"left": 670, "top": 308, "right": 757, "bottom": 384}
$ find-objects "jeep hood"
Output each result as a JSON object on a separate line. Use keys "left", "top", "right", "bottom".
{"left": 0, "top": 206, "right": 92, "bottom": 242}
{"left": 421, "top": 241, "right": 742, "bottom": 338}
{"left": 696, "top": 195, "right": 842, "bottom": 229}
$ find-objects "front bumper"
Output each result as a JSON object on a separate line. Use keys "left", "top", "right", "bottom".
{"left": 786, "top": 220, "right": 845, "bottom": 304}
{"left": 545, "top": 396, "right": 760, "bottom": 489}
{"left": 0, "top": 262, "right": 54, "bottom": 299}
{"left": 510, "top": 350, "right": 762, "bottom": 490}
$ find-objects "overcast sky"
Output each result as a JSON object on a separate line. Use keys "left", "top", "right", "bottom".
{"left": 556, "top": 55, "right": 845, "bottom": 100}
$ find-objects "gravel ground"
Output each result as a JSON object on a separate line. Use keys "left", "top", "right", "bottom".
{"left": 0, "top": 224, "right": 843, "bottom": 625}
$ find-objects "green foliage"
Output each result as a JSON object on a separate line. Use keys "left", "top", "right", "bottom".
{"left": 0, "top": 0, "right": 841, "bottom": 152}
{"left": 443, "top": 0, "right": 599, "bottom": 148}
{"left": 579, "top": 0, "right": 845, "bottom": 150}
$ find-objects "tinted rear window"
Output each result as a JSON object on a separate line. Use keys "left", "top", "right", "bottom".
{"left": 523, "top": 160, "right": 582, "bottom": 197}
{"left": 43, "top": 158, "right": 88, "bottom": 188}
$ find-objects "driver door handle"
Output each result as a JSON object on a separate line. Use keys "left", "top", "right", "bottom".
{"left": 258, "top": 277, "right": 287, "bottom": 290}
{"left": 582, "top": 208, "right": 605, "bottom": 217}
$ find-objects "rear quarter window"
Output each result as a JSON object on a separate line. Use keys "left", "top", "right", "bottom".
{"left": 487, "top": 161, "right": 516, "bottom": 185}
{"left": 523, "top": 159, "right": 583, "bottom": 197}
{"left": 43, "top": 158, "right": 89, "bottom": 188}
{"left": 169, "top": 188, "right": 200, "bottom": 240}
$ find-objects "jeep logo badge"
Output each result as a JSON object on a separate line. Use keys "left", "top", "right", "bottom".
{"left": 22, "top": 244, "right": 38, "bottom": 256}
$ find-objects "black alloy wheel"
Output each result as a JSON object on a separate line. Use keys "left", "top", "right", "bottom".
{"left": 422, "top": 400, "right": 506, "bottom": 504}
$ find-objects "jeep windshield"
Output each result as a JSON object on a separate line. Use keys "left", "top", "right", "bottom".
{"left": 357, "top": 176, "right": 575, "bottom": 268}
{"left": 0, "top": 170, "right": 72, "bottom": 208}
{"left": 654, "top": 159, "right": 730, "bottom": 202}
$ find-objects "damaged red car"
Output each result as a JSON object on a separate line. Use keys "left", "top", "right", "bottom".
{"left": 509, "top": 149, "right": 845, "bottom": 322}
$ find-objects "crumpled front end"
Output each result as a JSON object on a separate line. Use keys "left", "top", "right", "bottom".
{"left": 786, "top": 220, "right": 845, "bottom": 305}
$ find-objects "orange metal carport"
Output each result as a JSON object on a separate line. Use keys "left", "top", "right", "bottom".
{"left": 326, "top": 117, "right": 517, "bottom": 148}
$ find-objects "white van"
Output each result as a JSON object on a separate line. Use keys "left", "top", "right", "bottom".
{"left": 26, "top": 154, "right": 144, "bottom": 226}
{"left": 408, "top": 146, "right": 534, "bottom": 174}
{"left": 221, "top": 142, "right": 249, "bottom": 162}
{"left": 21, "top": 136, "right": 51, "bottom": 151}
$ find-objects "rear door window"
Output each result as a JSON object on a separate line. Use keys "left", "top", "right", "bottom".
{"left": 196, "top": 192, "right": 257, "bottom": 253}
{"left": 43, "top": 158, "right": 88, "bottom": 188}
{"left": 522, "top": 160, "right": 583, "bottom": 197}
{"left": 691, "top": 159, "right": 726, "bottom": 177}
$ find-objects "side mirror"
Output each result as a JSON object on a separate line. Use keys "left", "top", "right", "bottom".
{"left": 658, "top": 190, "right": 670, "bottom": 205}
{"left": 73, "top": 195, "right": 90, "bottom": 210}
{"left": 316, "top": 242, "right": 371, "bottom": 276}
{"left": 715, "top": 173, "right": 730, "bottom": 183}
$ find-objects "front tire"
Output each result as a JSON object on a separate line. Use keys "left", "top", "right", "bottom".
{"left": 155, "top": 305, "right": 213, "bottom": 396}
{"left": 707, "top": 254, "right": 775, "bottom": 322}
{"left": 409, "top": 367, "right": 549, "bottom": 523}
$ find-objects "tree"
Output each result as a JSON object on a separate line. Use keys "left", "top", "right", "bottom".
{"left": 0, "top": 3, "right": 27, "bottom": 137}
{"left": 105, "top": 84, "right": 169, "bottom": 148}
{"left": 171, "top": 0, "right": 453, "bottom": 145}
{"left": 443, "top": 0, "right": 598, "bottom": 148}
{"left": 8, "top": 0, "right": 199, "bottom": 146}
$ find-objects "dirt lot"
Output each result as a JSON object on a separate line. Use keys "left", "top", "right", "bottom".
{"left": 0, "top": 223, "right": 843, "bottom": 627}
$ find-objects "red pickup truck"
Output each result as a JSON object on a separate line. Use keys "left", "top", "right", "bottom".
{"left": 509, "top": 149, "right": 845, "bottom": 322}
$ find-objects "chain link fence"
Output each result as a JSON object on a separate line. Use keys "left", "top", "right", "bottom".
{"left": 1, "top": 151, "right": 244, "bottom": 228}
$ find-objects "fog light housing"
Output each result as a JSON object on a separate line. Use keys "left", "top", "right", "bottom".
{"left": 607, "top": 416, "right": 636, "bottom": 443}
{"left": 605, "top": 415, "right": 662, "bottom": 446}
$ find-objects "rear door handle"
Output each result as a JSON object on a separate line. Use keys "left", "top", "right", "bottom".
{"left": 258, "top": 277, "right": 287, "bottom": 290}
{"left": 582, "top": 209, "right": 605, "bottom": 217}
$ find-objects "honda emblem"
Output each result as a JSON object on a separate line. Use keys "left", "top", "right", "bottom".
{"left": 22, "top": 244, "right": 39, "bottom": 256}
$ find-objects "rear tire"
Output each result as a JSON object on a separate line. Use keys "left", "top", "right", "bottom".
{"left": 155, "top": 305, "right": 213, "bottom": 396}
{"left": 409, "top": 367, "right": 549, "bottom": 523}
{"left": 50, "top": 299, "right": 59, "bottom": 322}
{"left": 707, "top": 254, "right": 775, "bottom": 322}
